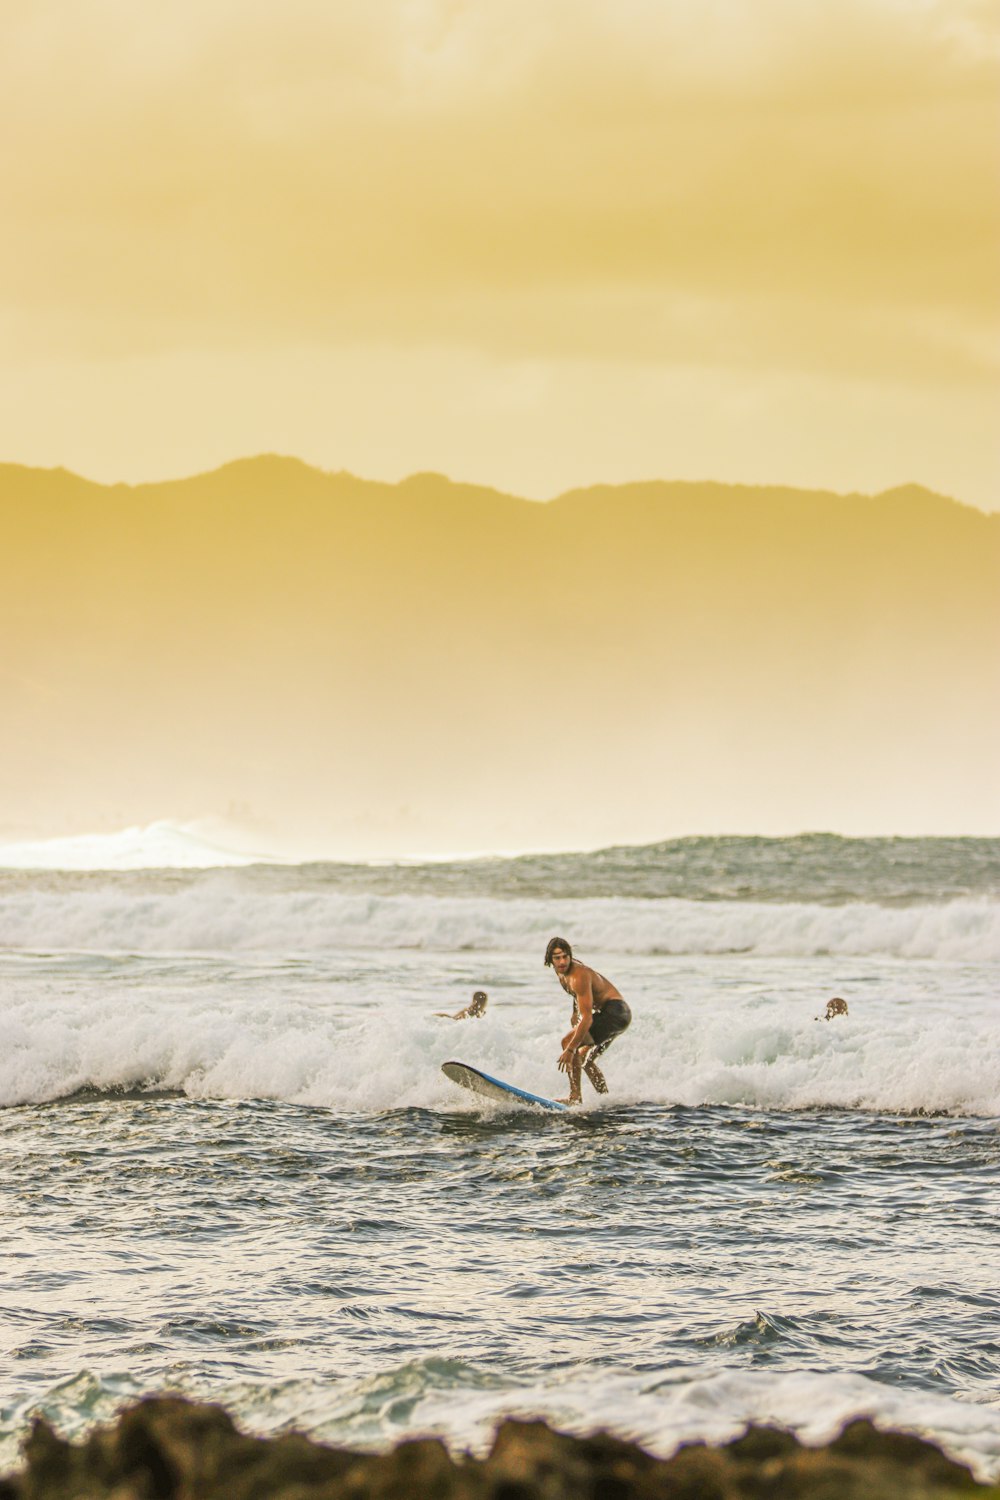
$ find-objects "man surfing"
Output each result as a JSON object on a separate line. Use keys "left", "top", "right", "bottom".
{"left": 544, "top": 936, "right": 631, "bottom": 1105}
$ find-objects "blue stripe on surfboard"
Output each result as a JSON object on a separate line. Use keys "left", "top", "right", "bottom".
{"left": 442, "top": 1060, "right": 568, "bottom": 1112}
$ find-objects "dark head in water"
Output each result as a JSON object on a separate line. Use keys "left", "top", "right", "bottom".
{"left": 544, "top": 936, "right": 573, "bottom": 968}
{"left": 818, "top": 996, "right": 849, "bottom": 1020}
{"left": 434, "top": 990, "right": 489, "bottom": 1021}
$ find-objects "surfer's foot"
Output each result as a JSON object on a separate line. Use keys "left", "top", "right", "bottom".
{"left": 555, "top": 1096, "right": 582, "bottom": 1106}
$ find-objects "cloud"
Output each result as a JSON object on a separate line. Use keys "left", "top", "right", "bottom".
{"left": 0, "top": 0, "right": 996, "bottom": 387}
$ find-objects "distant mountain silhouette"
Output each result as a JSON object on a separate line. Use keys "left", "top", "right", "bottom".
{"left": 2, "top": 458, "right": 997, "bottom": 851}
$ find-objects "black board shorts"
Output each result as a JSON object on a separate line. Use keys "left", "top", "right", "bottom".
{"left": 587, "top": 999, "right": 631, "bottom": 1059}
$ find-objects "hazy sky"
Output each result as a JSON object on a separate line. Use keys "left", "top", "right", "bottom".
{"left": 2, "top": 0, "right": 997, "bottom": 505}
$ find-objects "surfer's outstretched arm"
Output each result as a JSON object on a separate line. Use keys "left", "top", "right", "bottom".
{"left": 557, "top": 987, "right": 593, "bottom": 1071}
{"left": 557, "top": 979, "right": 594, "bottom": 1104}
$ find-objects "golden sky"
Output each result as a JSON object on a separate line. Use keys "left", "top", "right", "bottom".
{"left": 2, "top": 0, "right": 997, "bottom": 505}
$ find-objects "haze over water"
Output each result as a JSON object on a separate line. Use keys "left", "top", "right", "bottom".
{"left": 1, "top": 832, "right": 998, "bottom": 1478}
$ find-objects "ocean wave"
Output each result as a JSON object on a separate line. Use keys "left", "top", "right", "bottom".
{"left": 1, "top": 983, "right": 997, "bottom": 1115}
{"left": 292, "top": 1362, "right": 1000, "bottom": 1479}
{"left": 0, "top": 886, "right": 997, "bottom": 962}
{"left": 3, "top": 828, "right": 998, "bottom": 903}
{"left": 2, "top": 1363, "right": 998, "bottom": 1481}
{"left": 0, "top": 821, "right": 271, "bottom": 871}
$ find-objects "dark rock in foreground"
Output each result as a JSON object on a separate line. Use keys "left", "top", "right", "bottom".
{"left": 0, "top": 1396, "right": 996, "bottom": 1499}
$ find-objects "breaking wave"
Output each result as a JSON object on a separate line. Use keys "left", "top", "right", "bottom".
{"left": 0, "top": 821, "right": 271, "bottom": 871}
{"left": 1, "top": 971, "right": 998, "bottom": 1115}
{"left": 0, "top": 885, "right": 997, "bottom": 962}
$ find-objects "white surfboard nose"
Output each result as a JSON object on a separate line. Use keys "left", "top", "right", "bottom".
{"left": 442, "top": 1060, "right": 568, "bottom": 1112}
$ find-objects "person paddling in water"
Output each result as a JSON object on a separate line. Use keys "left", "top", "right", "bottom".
{"left": 545, "top": 936, "right": 631, "bottom": 1105}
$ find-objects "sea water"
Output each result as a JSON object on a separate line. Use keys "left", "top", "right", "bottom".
{"left": 0, "top": 833, "right": 998, "bottom": 1478}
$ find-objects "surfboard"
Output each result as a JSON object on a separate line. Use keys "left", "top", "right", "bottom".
{"left": 441, "top": 1060, "right": 568, "bottom": 1112}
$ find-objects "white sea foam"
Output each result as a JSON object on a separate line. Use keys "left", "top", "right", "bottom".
{"left": 3, "top": 1364, "right": 996, "bottom": 1482}
{"left": 1, "top": 885, "right": 998, "bottom": 962}
{"left": 1, "top": 969, "right": 997, "bottom": 1115}
{"left": 438, "top": 1367, "right": 996, "bottom": 1479}
{"left": 296, "top": 1364, "right": 1000, "bottom": 1480}
{"left": 0, "top": 821, "right": 276, "bottom": 870}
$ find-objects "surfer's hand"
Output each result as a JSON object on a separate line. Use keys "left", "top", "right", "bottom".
{"left": 558, "top": 1047, "right": 574, "bottom": 1072}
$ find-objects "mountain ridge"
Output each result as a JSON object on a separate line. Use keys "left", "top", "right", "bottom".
{"left": 2, "top": 455, "right": 997, "bottom": 851}
{"left": 0, "top": 456, "right": 989, "bottom": 518}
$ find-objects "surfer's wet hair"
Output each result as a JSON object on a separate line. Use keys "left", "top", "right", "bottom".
{"left": 544, "top": 937, "right": 572, "bottom": 966}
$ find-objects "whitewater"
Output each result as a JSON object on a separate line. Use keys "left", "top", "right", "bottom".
{"left": 1, "top": 832, "right": 998, "bottom": 1477}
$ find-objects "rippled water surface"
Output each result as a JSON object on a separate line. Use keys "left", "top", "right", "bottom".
{"left": 1, "top": 836, "right": 998, "bottom": 1478}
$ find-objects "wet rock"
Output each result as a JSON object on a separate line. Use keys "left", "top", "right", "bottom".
{"left": 0, "top": 1398, "right": 995, "bottom": 1499}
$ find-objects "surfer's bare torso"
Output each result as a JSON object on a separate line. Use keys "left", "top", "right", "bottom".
{"left": 558, "top": 963, "right": 623, "bottom": 1016}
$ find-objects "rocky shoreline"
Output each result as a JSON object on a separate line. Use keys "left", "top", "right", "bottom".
{"left": 0, "top": 1396, "right": 997, "bottom": 1499}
